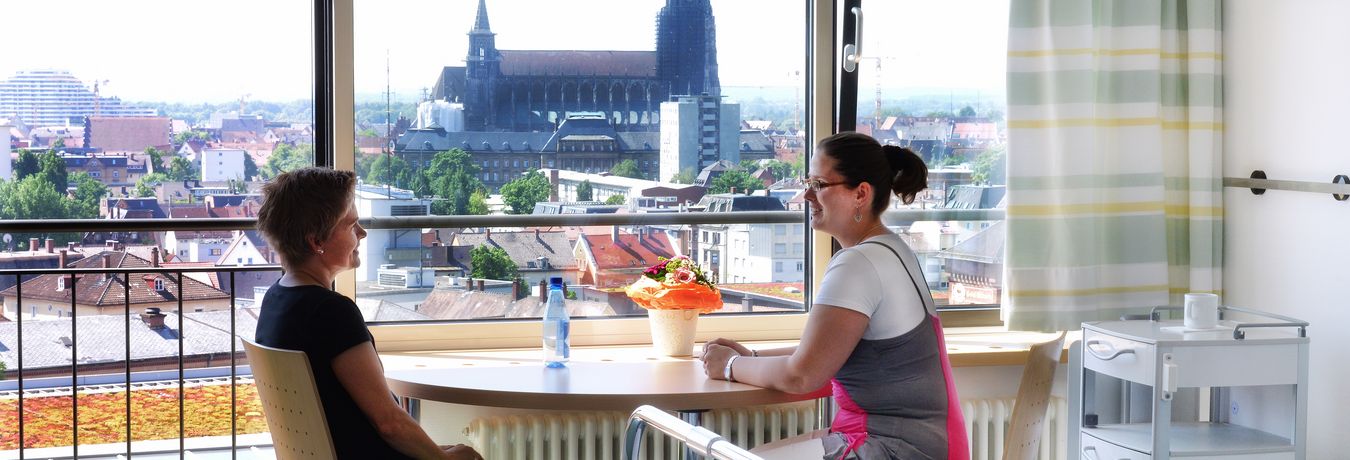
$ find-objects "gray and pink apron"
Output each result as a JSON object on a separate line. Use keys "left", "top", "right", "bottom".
{"left": 820, "top": 240, "right": 970, "bottom": 460}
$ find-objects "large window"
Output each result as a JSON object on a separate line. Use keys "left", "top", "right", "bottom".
{"left": 0, "top": 0, "right": 314, "bottom": 455}
{"left": 350, "top": 0, "right": 810, "bottom": 321}
{"left": 851, "top": 0, "right": 1009, "bottom": 308}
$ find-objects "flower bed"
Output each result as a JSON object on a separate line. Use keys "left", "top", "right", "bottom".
{"left": 0, "top": 383, "right": 267, "bottom": 450}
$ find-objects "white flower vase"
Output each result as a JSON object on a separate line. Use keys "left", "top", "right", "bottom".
{"left": 647, "top": 309, "right": 700, "bottom": 357}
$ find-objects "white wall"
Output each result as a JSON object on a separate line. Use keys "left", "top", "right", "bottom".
{"left": 200, "top": 149, "right": 246, "bottom": 182}
{"left": 1224, "top": 2, "right": 1350, "bottom": 457}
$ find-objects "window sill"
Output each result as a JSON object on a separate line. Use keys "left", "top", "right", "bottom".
{"left": 377, "top": 327, "right": 1076, "bottom": 370}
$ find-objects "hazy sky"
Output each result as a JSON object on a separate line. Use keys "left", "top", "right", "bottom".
{"left": 0, "top": 0, "right": 1007, "bottom": 104}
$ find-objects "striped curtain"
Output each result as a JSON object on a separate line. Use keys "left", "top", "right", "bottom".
{"left": 1004, "top": 0, "right": 1223, "bottom": 331}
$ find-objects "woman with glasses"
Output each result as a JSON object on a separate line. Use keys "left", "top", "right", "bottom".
{"left": 700, "top": 132, "right": 969, "bottom": 459}
{"left": 254, "top": 167, "right": 482, "bottom": 460}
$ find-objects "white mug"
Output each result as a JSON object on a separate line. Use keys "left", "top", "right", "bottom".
{"left": 1184, "top": 293, "right": 1220, "bottom": 329}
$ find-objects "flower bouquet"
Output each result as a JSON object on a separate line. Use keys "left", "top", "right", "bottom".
{"left": 625, "top": 255, "right": 722, "bottom": 356}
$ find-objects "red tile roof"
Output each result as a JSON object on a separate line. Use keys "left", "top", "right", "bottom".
{"left": 169, "top": 206, "right": 211, "bottom": 219}
{"left": 87, "top": 117, "right": 172, "bottom": 152}
{"left": 0, "top": 251, "right": 231, "bottom": 307}
{"left": 580, "top": 232, "right": 675, "bottom": 270}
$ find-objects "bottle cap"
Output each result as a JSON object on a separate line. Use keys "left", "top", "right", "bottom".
{"left": 549, "top": 276, "right": 563, "bottom": 287}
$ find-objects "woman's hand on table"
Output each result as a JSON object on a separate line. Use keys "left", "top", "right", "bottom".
{"left": 441, "top": 444, "right": 483, "bottom": 460}
{"left": 700, "top": 343, "right": 739, "bottom": 381}
{"left": 702, "top": 337, "right": 752, "bottom": 357}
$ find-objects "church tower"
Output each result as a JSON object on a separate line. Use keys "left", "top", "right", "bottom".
{"left": 655, "top": 0, "right": 721, "bottom": 98}
{"left": 465, "top": 0, "right": 501, "bottom": 130}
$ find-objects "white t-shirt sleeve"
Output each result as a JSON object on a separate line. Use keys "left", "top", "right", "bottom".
{"left": 811, "top": 248, "right": 882, "bottom": 317}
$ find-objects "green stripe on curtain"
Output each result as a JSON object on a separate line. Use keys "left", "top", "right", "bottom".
{"left": 1004, "top": 0, "right": 1224, "bottom": 332}
{"left": 1007, "top": 71, "right": 1223, "bottom": 107}
{"left": 1010, "top": 0, "right": 1220, "bottom": 29}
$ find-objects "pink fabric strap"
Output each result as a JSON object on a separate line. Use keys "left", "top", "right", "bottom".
{"left": 931, "top": 314, "right": 971, "bottom": 460}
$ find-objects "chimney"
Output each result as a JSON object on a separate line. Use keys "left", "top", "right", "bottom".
{"left": 151, "top": 247, "right": 160, "bottom": 268}
{"left": 611, "top": 225, "right": 620, "bottom": 243}
{"left": 638, "top": 227, "right": 645, "bottom": 244}
{"left": 464, "top": 277, "right": 473, "bottom": 290}
{"left": 67, "top": 242, "right": 76, "bottom": 252}
{"left": 548, "top": 169, "right": 560, "bottom": 202}
{"left": 45, "top": 238, "right": 54, "bottom": 253}
{"left": 730, "top": 187, "right": 737, "bottom": 195}
{"left": 511, "top": 279, "right": 521, "bottom": 300}
{"left": 539, "top": 279, "right": 547, "bottom": 302}
{"left": 102, "top": 253, "right": 111, "bottom": 269}
{"left": 58, "top": 249, "right": 68, "bottom": 267}
{"left": 140, "top": 307, "right": 167, "bottom": 330}
{"left": 485, "top": 228, "right": 491, "bottom": 240}
{"left": 106, "top": 240, "right": 118, "bottom": 249}
{"left": 477, "top": 279, "right": 485, "bottom": 291}
{"left": 28, "top": 237, "right": 38, "bottom": 252}
{"left": 534, "top": 228, "right": 540, "bottom": 239}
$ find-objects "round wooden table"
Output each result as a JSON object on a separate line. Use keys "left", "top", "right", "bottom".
{"left": 385, "top": 359, "right": 828, "bottom": 459}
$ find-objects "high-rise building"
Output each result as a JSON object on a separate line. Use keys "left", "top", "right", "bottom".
{"left": 659, "top": 94, "right": 740, "bottom": 182}
{"left": 0, "top": 121, "right": 11, "bottom": 181}
{"left": 0, "top": 70, "right": 155, "bottom": 127}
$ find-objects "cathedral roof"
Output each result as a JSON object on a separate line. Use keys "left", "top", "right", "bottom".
{"left": 499, "top": 50, "right": 657, "bottom": 77}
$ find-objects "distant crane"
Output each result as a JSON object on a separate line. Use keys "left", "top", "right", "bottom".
{"left": 855, "top": 57, "right": 888, "bottom": 131}
{"left": 92, "top": 79, "right": 110, "bottom": 117}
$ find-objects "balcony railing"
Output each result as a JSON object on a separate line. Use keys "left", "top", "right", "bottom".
{"left": 0, "top": 208, "right": 1005, "bottom": 457}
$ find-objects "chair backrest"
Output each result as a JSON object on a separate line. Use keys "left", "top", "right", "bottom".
{"left": 242, "top": 338, "right": 337, "bottom": 460}
{"left": 1002, "top": 332, "right": 1067, "bottom": 460}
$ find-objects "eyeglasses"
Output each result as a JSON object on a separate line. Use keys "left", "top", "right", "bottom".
{"left": 804, "top": 178, "right": 848, "bottom": 192}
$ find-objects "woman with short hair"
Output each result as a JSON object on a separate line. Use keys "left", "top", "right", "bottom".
{"left": 254, "top": 167, "right": 481, "bottom": 460}
{"left": 701, "top": 132, "right": 969, "bottom": 459}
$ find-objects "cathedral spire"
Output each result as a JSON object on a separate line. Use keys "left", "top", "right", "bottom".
{"left": 472, "top": 0, "right": 491, "bottom": 32}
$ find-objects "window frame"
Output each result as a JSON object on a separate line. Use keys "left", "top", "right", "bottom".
{"left": 333, "top": 0, "right": 840, "bottom": 348}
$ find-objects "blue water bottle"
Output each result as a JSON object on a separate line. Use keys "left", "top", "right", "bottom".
{"left": 543, "top": 277, "right": 570, "bottom": 367}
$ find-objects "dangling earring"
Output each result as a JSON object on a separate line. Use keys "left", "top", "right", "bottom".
{"left": 853, "top": 210, "right": 863, "bottom": 223}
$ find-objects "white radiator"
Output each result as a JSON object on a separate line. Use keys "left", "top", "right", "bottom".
{"left": 963, "top": 397, "right": 1069, "bottom": 460}
{"left": 466, "top": 398, "right": 1067, "bottom": 460}
{"left": 466, "top": 402, "right": 819, "bottom": 460}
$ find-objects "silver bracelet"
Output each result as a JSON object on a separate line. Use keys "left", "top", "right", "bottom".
{"left": 724, "top": 355, "right": 740, "bottom": 382}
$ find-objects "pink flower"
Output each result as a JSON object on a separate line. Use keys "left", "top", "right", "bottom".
{"left": 674, "top": 267, "right": 696, "bottom": 284}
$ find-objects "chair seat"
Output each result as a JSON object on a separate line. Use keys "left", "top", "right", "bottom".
{"left": 750, "top": 429, "right": 828, "bottom": 459}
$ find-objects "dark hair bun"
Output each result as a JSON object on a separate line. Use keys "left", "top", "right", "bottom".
{"left": 882, "top": 145, "right": 927, "bottom": 205}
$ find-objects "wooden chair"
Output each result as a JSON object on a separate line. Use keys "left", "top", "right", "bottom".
{"left": 242, "top": 339, "right": 337, "bottom": 460}
{"left": 1001, "top": 331, "right": 1067, "bottom": 460}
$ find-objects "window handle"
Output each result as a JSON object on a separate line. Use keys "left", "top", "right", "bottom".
{"left": 843, "top": 6, "right": 864, "bottom": 72}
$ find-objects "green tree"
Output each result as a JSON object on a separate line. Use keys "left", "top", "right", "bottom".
{"left": 670, "top": 167, "right": 696, "bottom": 184}
{"left": 499, "top": 170, "right": 550, "bottom": 215}
{"left": 51, "top": 138, "right": 65, "bottom": 150}
{"left": 227, "top": 178, "right": 249, "bottom": 194}
{"left": 134, "top": 172, "right": 170, "bottom": 198}
{"left": 466, "top": 189, "right": 490, "bottom": 215}
{"left": 958, "top": 105, "right": 977, "bottom": 117}
{"left": 469, "top": 245, "right": 518, "bottom": 281}
{"left": 971, "top": 146, "right": 1006, "bottom": 186}
{"left": 37, "top": 151, "right": 68, "bottom": 193}
{"left": 68, "top": 172, "right": 108, "bottom": 219}
{"left": 143, "top": 147, "right": 166, "bottom": 174}
{"left": 763, "top": 160, "right": 795, "bottom": 181}
{"left": 13, "top": 150, "right": 40, "bottom": 179}
{"left": 925, "top": 111, "right": 955, "bottom": 119}
{"left": 739, "top": 159, "right": 761, "bottom": 171}
{"left": 605, "top": 194, "right": 626, "bottom": 205}
{"left": 173, "top": 130, "right": 211, "bottom": 145}
{"left": 709, "top": 170, "right": 763, "bottom": 194}
{"left": 0, "top": 176, "right": 69, "bottom": 221}
{"left": 355, "top": 151, "right": 378, "bottom": 179}
{"left": 168, "top": 156, "right": 198, "bottom": 181}
{"left": 575, "top": 180, "right": 593, "bottom": 201}
{"left": 941, "top": 154, "right": 964, "bottom": 168}
{"left": 243, "top": 151, "right": 259, "bottom": 181}
{"left": 608, "top": 159, "right": 642, "bottom": 179}
{"left": 259, "top": 143, "right": 314, "bottom": 179}
{"left": 426, "top": 149, "right": 484, "bottom": 215}
{"left": 791, "top": 154, "right": 806, "bottom": 178}
{"left": 368, "top": 154, "right": 414, "bottom": 190}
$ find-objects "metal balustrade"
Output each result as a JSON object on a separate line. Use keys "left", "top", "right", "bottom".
{"left": 0, "top": 209, "right": 1005, "bottom": 458}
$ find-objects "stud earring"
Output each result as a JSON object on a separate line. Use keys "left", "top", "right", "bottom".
{"left": 317, "top": 248, "right": 325, "bottom": 254}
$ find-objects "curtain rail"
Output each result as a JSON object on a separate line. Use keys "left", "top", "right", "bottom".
{"left": 1226, "top": 171, "right": 1350, "bottom": 201}
{"left": 0, "top": 209, "right": 1007, "bottom": 233}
